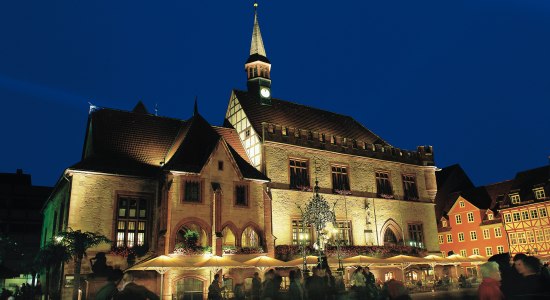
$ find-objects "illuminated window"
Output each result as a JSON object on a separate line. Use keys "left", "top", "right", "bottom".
{"left": 235, "top": 184, "right": 248, "bottom": 206}
{"left": 509, "top": 233, "right": 517, "bottom": 245}
{"left": 242, "top": 226, "right": 260, "bottom": 247}
{"left": 384, "top": 272, "right": 394, "bottom": 281}
{"left": 408, "top": 223, "right": 424, "bottom": 248}
{"left": 282, "top": 127, "right": 288, "bottom": 136}
{"left": 455, "top": 214, "right": 462, "bottom": 224}
{"left": 545, "top": 228, "right": 550, "bottom": 241}
{"left": 291, "top": 220, "right": 311, "bottom": 245}
{"left": 458, "top": 232, "right": 465, "bottom": 242}
{"left": 487, "top": 213, "right": 493, "bottom": 220}
{"left": 331, "top": 165, "right": 350, "bottom": 192}
{"left": 526, "top": 231, "right": 535, "bottom": 243}
{"left": 184, "top": 180, "right": 201, "bottom": 203}
{"left": 221, "top": 227, "right": 236, "bottom": 247}
{"left": 116, "top": 195, "right": 148, "bottom": 248}
{"left": 517, "top": 232, "right": 527, "bottom": 244}
{"left": 438, "top": 235, "right": 444, "bottom": 244}
{"left": 497, "top": 246, "right": 504, "bottom": 254}
{"left": 289, "top": 159, "right": 310, "bottom": 189}
{"left": 459, "top": 201, "right": 465, "bottom": 208}
{"left": 512, "top": 212, "right": 521, "bottom": 222}
{"left": 460, "top": 250, "right": 467, "bottom": 257}
{"left": 175, "top": 277, "right": 204, "bottom": 300}
{"left": 510, "top": 194, "right": 520, "bottom": 204}
{"left": 442, "top": 219, "right": 448, "bottom": 227}
{"left": 376, "top": 171, "right": 393, "bottom": 198}
{"left": 332, "top": 221, "right": 352, "bottom": 246}
{"left": 534, "top": 188, "right": 546, "bottom": 200}
{"left": 446, "top": 234, "right": 453, "bottom": 243}
{"left": 467, "top": 212, "right": 474, "bottom": 223}
{"left": 504, "top": 214, "right": 512, "bottom": 223}
{"left": 483, "top": 229, "right": 490, "bottom": 239}
{"left": 470, "top": 231, "right": 477, "bottom": 241}
{"left": 535, "top": 230, "right": 544, "bottom": 242}
{"left": 494, "top": 227, "right": 502, "bottom": 238}
{"left": 485, "top": 247, "right": 493, "bottom": 256}
{"left": 521, "top": 211, "right": 529, "bottom": 220}
{"left": 472, "top": 248, "right": 480, "bottom": 255}
{"left": 531, "top": 210, "right": 539, "bottom": 219}
{"left": 539, "top": 207, "right": 548, "bottom": 218}
{"left": 402, "top": 175, "right": 419, "bottom": 201}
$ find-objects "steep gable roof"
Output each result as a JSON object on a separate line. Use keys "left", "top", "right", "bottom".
{"left": 502, "top": 165, "right": 549, "bottom": 207}
{"left": 232, "top": 90, "right": 388, "bottom": 146}
{"left": 434, "top": 164, "right": 475, "bottom": 219}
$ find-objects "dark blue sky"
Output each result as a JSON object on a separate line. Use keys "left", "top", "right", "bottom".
{"left": 0, "top": 1, "right": 549, "bottom": 187}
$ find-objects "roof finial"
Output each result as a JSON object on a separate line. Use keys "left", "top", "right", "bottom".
{"left": 193, "top": 96, "right": 199, "bottom": 116}
{"left": 249, "top": 0, "right": 267, "bottom": 57}
{"left": 254, "top": 0, "right": 258, "bottom": 10}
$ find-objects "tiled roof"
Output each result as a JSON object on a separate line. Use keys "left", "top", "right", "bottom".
{"left": 71, "top": 106, "right": 268, "bottom": 181}
{"left": 233, "top": 90, "right": 388, "bottom": 146}
{"left": 501, "top": 165, "right": 549, "bottom": 207}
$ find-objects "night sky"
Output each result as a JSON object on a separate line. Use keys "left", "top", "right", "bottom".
{"left": 0, "top": 1, "right": 549, "bottom": 187}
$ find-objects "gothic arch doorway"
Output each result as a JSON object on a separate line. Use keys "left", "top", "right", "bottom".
{"left": 380, "top": 219, "right": 403, "bottom": 246}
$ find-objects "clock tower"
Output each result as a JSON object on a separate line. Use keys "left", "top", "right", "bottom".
{"left": 245, "top": 2, "right": 272, "bottom": 105}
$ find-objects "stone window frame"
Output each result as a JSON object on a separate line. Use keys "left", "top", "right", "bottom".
{"left": 234, "top": 182, "right": 250, "bottom": 207}
{"left": 288, "top": 157, "right": 311, "bottom": 190}
{"left": 375, "top": 170, "right": 394, "bottom": 199}
{"left": 330, "top": 164, "right": 351, "bottom": 193}
{"left": 113, "top": 191, "right": 153, "bottom": 248}
{"left": 291, "top": 219, "right": 312, "bottom": 246}
{"left": 182, "top": 177, "right": 204, "bottom": 204}
{"left": 401, "top": 174, "right": 419, "bottom": 201}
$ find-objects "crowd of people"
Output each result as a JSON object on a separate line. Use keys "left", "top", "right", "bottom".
{"left": 0, "top": 282, "right": 41, "bottom": 300}
{"left": 95, "top": 270, "right": 159, "bottom": 300}
{"left": 479, "top": 253, "right": 550, "bottom": 299}
{"left": 207, "top": 265, "right": 410, "bottom": 300}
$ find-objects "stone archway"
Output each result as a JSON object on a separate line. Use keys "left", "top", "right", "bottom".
{"left": 379, "top": 218, "right": 403, "bottom": 246}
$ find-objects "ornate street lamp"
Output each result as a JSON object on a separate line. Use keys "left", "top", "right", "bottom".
{"left": 331, "top": 228, "right": 344, "bottom": 272}
{"left": 303, "top": 180, "right": 336, "bottom": 268}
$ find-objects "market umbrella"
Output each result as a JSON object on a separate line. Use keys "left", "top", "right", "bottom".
{"left": 342, "top": 255, "right": 386, "bottom": 266}
{"left": 243, "top": 256, "right": 287, "bottom": 276}
{"left": 194, "top": 255, "right": 243, "bottom": 273}
{"left": 127, "top": 255, "right": 183, "bottom": 300}
{"left": 285, "top": 255, "right": 320, "bottom": 267}
{"left": 444, "top": 254, "right": 470, "bottom": 279}
{"left": 467, "top": 255, "right": 487, "bottom": 263}
{"left": 384, "top": 255, "right": 427, "bottom": 280}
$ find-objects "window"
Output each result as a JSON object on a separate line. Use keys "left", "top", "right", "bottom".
{"left": 487, "top": 213, "right": 494, "bottom": 220}
{"left": 221, "top": 227, "right": 236, "bottom": 247}
{"left": 510, "top": 194, "right": 520, "bottom": 204}
{"left": 472, "top": 248, "right": 480, "bottom": 255}
{"left": 235, "top": 185, "right": 248, "bottom": 206}
{"left": 467, "top": 212, "right": 474, "bottom": 223}
{"left": 504, "top": 214, "right": 512, "bottom": 223}
{"left": 526, "top": 231, "right": 535, "bottom": 243}
{"left": 521, "top": 211, "right": 529, "bottom": 220}
{"left": 512, "top": 212, "right": 521, "bottom": 222}
{"left": 517, "top": 232, "right": 527, "bottom": 244}
{"left": 535, "top": 230, "right": 544, "bottom": 242}
{"left": 289, "top": 159, "right": 310, "bottom": 189}
{"left": 408, "top": 223, "right": 424, "bottom": 248}
{"left": 459, "top": 201, "right": 465, "bottom": 208}
{"left": 470, "top": 231, "right": 477, "bottom": 241}
{"left": 375, "top": 171, "right": 393, "bottom": 198}
{"left": 458, "top": 232, "right": 465, "bottom": 242}
{"left": 241, "top": 226, "right": 260, "bottom": 247}
{"left": 460, "top": 250, "right": 467, "bottom": 257}
{"left": 218, "top": 161, "right": 224, "bottom": 171}
{"left": 282, "top": 127, "right": 288, "bottom": 136}
{"left": 534, "top": 188, "right": 546, "bottom": 200}
{"left": 176, "top": 277, "right": 204, "bottom": 300}
{"left": 384, "top": 272, "right": 394, "bottom": 281}
{"left": 455, "top": 214, "right": 462, "bottom": 224}
{"left": 184, "top": 180, "right": 201, "bottom": 203}
{"left": 331, "top": 166, "right": 350, "bottom": 192}
{"left": 545, "top": 229, "right": 550, "bottom": 241}
{"left": 531, "top": 210, "right": 539, "bottom": 219}
{"left": 494, "top": 227, "right": 502, "bottom": 238}
{"left": 333, "top": 221, "right": 352, "bottom": 246}
{"left": 483, "top": 229, "right": 490, "bottom": 239}
{"left": 485, "top": 247, "right": 493, "bottom": 256}
{"left": 438, "top": 235, "right": 444, "bottom": 244}
{"left": 539, "top": 207, "right": 548, "bottom": 218}
{"left": 442, "top": 219, "right": 448, "bottom": 227}
{"left": 446, "top": 234, "right": 453, "bottom": 243}
{"left": 497, "top": 246, "right": 505, "bottom": 254}
{"left": 116, "top": 195, "right": 148, "bottom": 248}
{"left": 176, "top": 223, "right": 208, "bottom": 248}
{"left": 509, "top": 233, "right": 517, "bottom": 245}
{"left": 292, "top": 220, "right": 311, "bottom": 245}
{"left": 402, "top": 175, "right": 419, "bottom": 200}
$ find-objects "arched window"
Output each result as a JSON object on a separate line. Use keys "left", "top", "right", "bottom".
{"left": 176, "top": 223, "right": 208, "bottom": 248}
{"left": 383, "top": 228, "right": 398, "bottom": 246}
{"left": 222, "top": 227, "right": 236, "bottom": 247}
{"left": 242, "top": 226, "right": 260, "bottom": 247}
{"left": 176, "top": 277, "right": 204, "bottom": 300}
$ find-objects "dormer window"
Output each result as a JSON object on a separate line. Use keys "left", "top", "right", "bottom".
{"left": 282, "top": 127, "right": 288, "bottom": 136}
{"left": 534, "top": 188, "right": 546, "bottom": 200}
{"left": 487, "top": 213, "right": 494, "bottom": 220}
{"left": 442, "top": 220, "right": 448, "bottom": 227}
{"left": 459, "top": 201, "right": 465, "bottom": 208}
{"left": 510, "top": 193, "right": 521, "bottom": 204}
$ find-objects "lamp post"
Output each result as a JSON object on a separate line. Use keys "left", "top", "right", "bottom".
{"left": 303, "top": 180, "right": 336, "bottom": 269}
{"left": 297, "top": 205, "right": 309, "bottom": 275}
{"left": 332, "top": 228, "right": 344, "bottom": 273}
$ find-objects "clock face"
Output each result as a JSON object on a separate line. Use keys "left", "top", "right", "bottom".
{"left": 260, "top": 87, "right": 271, "bottom": 98}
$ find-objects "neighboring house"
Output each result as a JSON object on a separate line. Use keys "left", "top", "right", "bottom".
{"left": 42, "top": 104, "right": 270, "bottom": 299}
{"left": 499, "top": 166, "right": 550, "bottom": 256}
{"left": 224, "top": 5, "right": 439, "bottom": 257}
{"left": 0, "top": 169, "right": 52, "bottom": 289}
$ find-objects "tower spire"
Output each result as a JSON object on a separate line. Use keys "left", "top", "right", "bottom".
{"left": 250, "top": 1, "right": 267, "bottom": 58}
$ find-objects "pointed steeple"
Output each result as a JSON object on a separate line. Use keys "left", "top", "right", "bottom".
{"left": 245, "top": 1, "right": 272, "bottom": 105}
{"left": 249, "top": 2, "right": 267, "bottom": 58}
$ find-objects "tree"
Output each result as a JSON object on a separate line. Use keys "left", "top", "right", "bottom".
{"left": 35, "top": 241, "right": 72, "bottom": 300}
{"left": 56, "top": 228, "right": 111, "bottom": 300}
